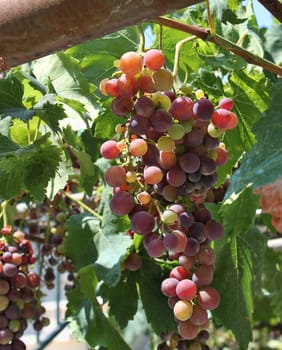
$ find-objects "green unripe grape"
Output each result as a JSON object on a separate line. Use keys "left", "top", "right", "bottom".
{"left": 151, "top": 92, "right": 171, "bottom": 111}
{"left": 9, "top": 319, "right": 21, "bottom": 332}
{"left": 0, "top": 296, "right": 9, "bottom": 312}
{"left": 180, "top": 83, "right": 193, "bottom": 95}
{"left": 181, "top": 120, "right": 194, "bottom": 133}
{"left": 157, "top": 136, "right": 175, "bottom": 151}
{"left": 207, "top": 123, "right": 224, "bottom": 138}
{"left": 162, "top": 210, "right": 178, "bottom": 225}
{"left": 167, "top": 124, "right": 185, "bottom": 140}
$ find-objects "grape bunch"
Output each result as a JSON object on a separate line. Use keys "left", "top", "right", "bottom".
{"left": 19, "top": 191, "right": 78, "bottom": 291}
{"left": 255, "top": 179, "right": 282, "bottom": 234}
{"left": 0, "top": 226, "right": 49, "bottom": 350}
{"left": 99, "top": 48, "right": 238, "bottom": 345}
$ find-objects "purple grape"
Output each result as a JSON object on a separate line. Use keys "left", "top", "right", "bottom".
{"left": 179, "top": 153, "right": 200, "bottom": 173}
{"left": 129, "top": 115, "right": 151, "bottom": 135}
{"left": 150, "top": 110, "right": 173, "bottom": 132}
{"left": 193, "top": 98, "right": 214, "bottom": 121}
{"left": 130, "top": 211, "right": 155, "bottom": 235}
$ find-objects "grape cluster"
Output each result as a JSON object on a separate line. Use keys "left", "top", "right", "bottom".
{"left": 20, "top": 192, "right": 77, "bottom": 291}
{"left": 0, "top": 226, "right": 49, "bottom": 350}
{"left": 255, "top": 179, "right": 282, "bottom": 234}
{"left": 99, "top": 49, "right": 238, "bottom": 345}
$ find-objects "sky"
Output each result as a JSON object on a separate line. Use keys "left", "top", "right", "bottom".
{"left": 251, "top": 0, "right": 274, "bottom": 27}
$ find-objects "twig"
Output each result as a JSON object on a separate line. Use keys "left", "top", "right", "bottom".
{"left": 173, "top": 36, "right": 197, "bottom": 79}
{"left": 63, "top": 191, "right": 103, "bottom": 221}
{"left": 153, "top": 17, "right": 282, "bottom": 77}
{"left": 205, "top": 0, "right": 215, "bottom": 34}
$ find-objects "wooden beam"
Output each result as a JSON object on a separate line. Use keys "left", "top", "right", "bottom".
{"left": 0, "top": 0, "right": 203, "bottom": 68}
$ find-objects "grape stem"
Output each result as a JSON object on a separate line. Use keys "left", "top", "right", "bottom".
{"left": 205, "top": 0, "right": 215, "bottom": 35}
{"left": 63, "top": 191, "right": 103, "bottom": 221}
{"left": 0, "top": 200, "right": 10, "bottom": 228}
{"left": 172, "top": 35, "right": 197, "bottom": 79}
{"left": 136, "top": 24, "right": 145, "bottom": 53}
{"left": 152, "top": 17, "right": 282, "bottom": 77}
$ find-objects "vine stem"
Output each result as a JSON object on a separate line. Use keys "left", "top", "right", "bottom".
{"left": 173, "top": 35, "right": 197, "bottom": 79}
{"left": 152, "top": 17, "right": 282, "bottom": 77}
{"left": 136, "top": 24, "right": 145, "bottom": 53}
{"left": 63, "top": 191, "right": 103, "bottom": 221}
{"left": 205, "top": 0, "right": 215, "bottom": 35}
{"left": 1, "top": 200, "right": 9, "bottom": 227}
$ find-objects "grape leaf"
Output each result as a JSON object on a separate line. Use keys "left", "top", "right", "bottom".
{"left": 93, "top": 230, "right": 131, "bottom": 286}
{"left": 0, "top": 134, "right": 61, "bottom": 200}
{"left": 227, "top": 79, "right": 282, "bottom": 196}
{"left": 212, "top": 187, "right": 263, "bottom": 349}
{"left": 100, "top": 270, "right": 138, "bottom": 329}
{"left": 34, "top": 94, "right": 67, "bottom": 132}
{"left": 72, "top": 150, "right": 99, "bottom": 195}
{"left": 65, "top": 214, "right": 99, "bottom": 271}
{"left": 32, "top": 52, "right": 97, "bottom": 118}
{"left": 66, "top": 265, "right": 131, "bottom": 350}
{"left": 222, "top": 9, "right": 247, "bottom": 25}
{"left": 138, "top": 257, "right": 177, "bottom": 335}
{"left": 0, "top": 76, "right": 34, "bottom": 120}
{"left": 264, "top": 24, "right": 282, "bottom": 64}
{"left": 0, "top": 134, "right": 19, "bottom": 155}
{"left": 216, "top": 70, "right": 269, "bottom": 187}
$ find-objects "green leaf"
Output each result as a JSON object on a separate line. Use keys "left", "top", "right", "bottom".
{"left": 66, "top": 265, "right": 131, "bottom": 350}
{"left": 264, "top": 24, "right": 282, "bottom": 64}
{"left": 227, "top": 79, "right": 282, "bottom": 196}
{"left": 222, "top": 9, "right": 247, "bottom": 25}
{"left": 32, "top": 52, "right": 98, "bottom": 117}
{"left": 0, "top": 76, "right": 34, "bottom": 120}
{"left": 138, "top": 258, "right": 177, "bottom": 335}
{"left": 93, "top": 230, "right": 131, "bottom": 286}
{"left": 94, "top": 99, "right": 124, "bottom": 139}
{"left": 34, "top": 94, "right": 67, "bottom": 132}
{"left": 73, "top": 150, "right": 99, "bottom": 195}
{"left": 213, "top": 188, "right": 262, "bottom": 349}
{"left": 101, "top": 270, "right": 138, "bottom": 329}
{"left": 0, "top": 134, "right": 19, "bottom": 156}
{"left": 216, "top": 70, "right": 269, "bottom": 187}
{"left": 46, "top": 153, "right": 73, "bottom": 200}
{"left": 65, "top": 214, "right": 99, "bottom": 271}
{"left": 0, "top": 134, "right": 61, "bottom": 200}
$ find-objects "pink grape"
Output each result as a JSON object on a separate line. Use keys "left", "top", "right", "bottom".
{"left": 183, "top": 237, "right": 200, "bottom": 256}
{"left": 151, "top": 110, "right": 173, "bottom": 132}
{"left": 219, "top": 97, "right": 234, "bottom": 110}
{"left": 170, "top": 266, "right": 190, "bottom": 281}
{"left": 166, "top": 167, "right": 187, "bottom": 187}
{"left": 100, "top": 140, "right": 120, "bottom": 159}
{"left": 130, "top": 211, "right": 155, "bottom": 235}
{"left": 161, "top": 277, "right": 179, "bottom": 297}
{"left": 197, "top": 286, "right": 220, "bottom": 310}
{"left": 193, "top": 98, "right": 214, "bottom": 121}
{"left": 178, "top": 255, "right": 196, "bottom": 270}
{"left": 109, "top": 191, "right": 135, "bottom": 216}
{"left": 205, "top": 220, "right": 224, "bottom": 240}
{"left": 189, "top": 304, "right": 208, "bottom": 326}
{"left": 144, "top": 49, "right": 165, "bottom": 70}
{"left": 179, "top": 153, "right": 200, "bottom": 173}
{"left": 192, "top": 264, "right": 214, "bottom": 287}
{"left": 134, "top": 96, "right": 154, "bottom": 118}
{"left": 170, "top": 97, "right": 194, "bottom": 121}
{"left": 163, "top": 230, "right": 187, "bottom": 253}
{"left": 176, "top": 279, "right": 197, "bottom": 300}
{"left": 111, "top": 96, "right": 133, "bottom": 116}
{"left": 144, "top": 166, "right": 163, "bottom": 184}
{"left": 124, "top": 253, "right": 143, "bottom": 271}
{"left": 105, "top": 166, "right": 126, "bottom": 187}
{"left": 178, "top": 320, "right": 199, "bottom": 340}
{"left": 159, "top": 151, "right": 177, "bottom": 170}
{"left": 119, "top": 51, "right": 143, "bottom": 76}
{"left": 129, "top": 138, "right": 148, "bottom": 157}
{"left": 196, "top": 245, "right": 216, "bottom": 265}
{"left": 145, "top": 238, "right": 165, "bottom": 258}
